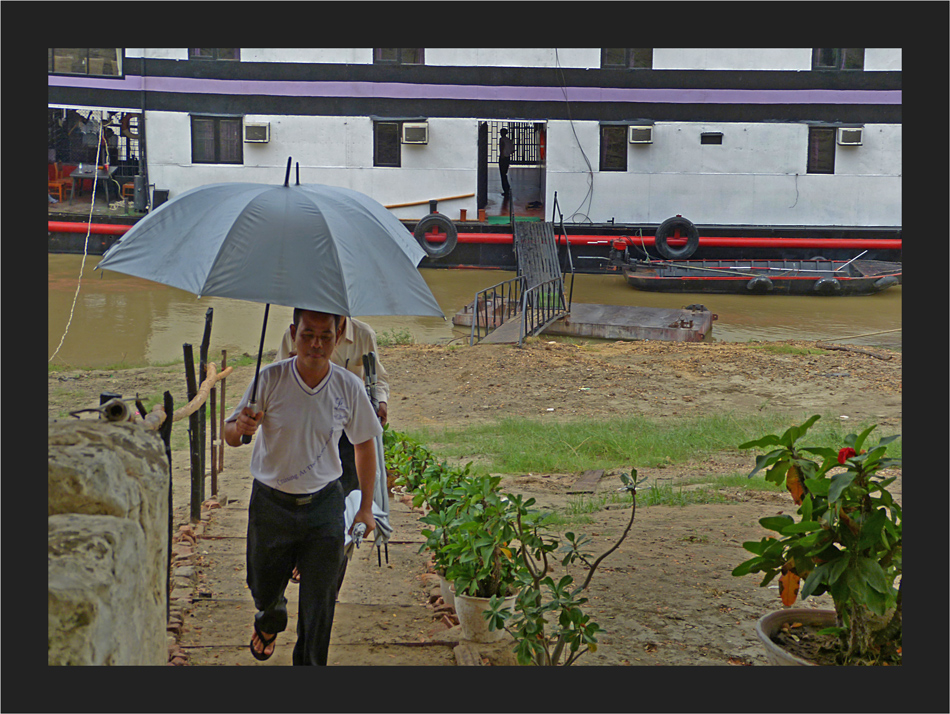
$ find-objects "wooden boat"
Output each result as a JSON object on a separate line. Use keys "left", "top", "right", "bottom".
{"left": 623, "top": 258, "right": 901, "bottom": 296}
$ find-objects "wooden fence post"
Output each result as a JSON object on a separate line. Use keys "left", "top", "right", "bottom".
{"left": 199, "top": 308, "right": 213, "bottom": 504}
{"left": 159, "top": 390, "right": 174, "bottom": 621}
{"left": 183, "top": 344, "right": 202, "bottom": 523}
{"left": 210, "top": 385, "right": 217, "bottom": 497}
{"left": 218, "top": 350, "right": 227, "bottom": 473}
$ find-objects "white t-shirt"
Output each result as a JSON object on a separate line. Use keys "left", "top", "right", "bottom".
{"left": 227, "top": 359, "right": 383, "bottom": 494}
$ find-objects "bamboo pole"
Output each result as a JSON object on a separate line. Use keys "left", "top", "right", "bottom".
{"left": 384, "top": 193, "right": 474, "bottom": 209}
{"left": 171, "top": 363, "right": 233, "bottom": 421}
{"left": 137, "top": 362, "right": 232, "bottom": 431}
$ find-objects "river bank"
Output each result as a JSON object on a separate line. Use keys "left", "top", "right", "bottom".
{"left": 48, "top": 338, "right": 902, "bottom": 669}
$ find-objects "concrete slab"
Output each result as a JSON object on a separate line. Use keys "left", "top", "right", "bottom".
{"left": 545, "top": 303, "right": 712, "bottom": 342}
{"left": 464, "top": 302, "right": 714, "bottom": 344}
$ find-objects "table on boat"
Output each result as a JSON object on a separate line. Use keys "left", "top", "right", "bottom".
{"left": 69, "top": 165, "right": 118, "bottom": 203}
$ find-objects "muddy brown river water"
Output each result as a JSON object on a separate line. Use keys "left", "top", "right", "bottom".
{"left": 48, "top": 254, "right": 901, "bottom": 368}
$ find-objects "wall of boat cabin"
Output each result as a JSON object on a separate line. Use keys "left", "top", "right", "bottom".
{"left": 123, "top": 48, "right": 903, "bottom": 71}
{"left": 544, "top": 120, "right": 901, "bottom": 227}
{"left": 49, "top": 48, "right": 901, "bottom": 228}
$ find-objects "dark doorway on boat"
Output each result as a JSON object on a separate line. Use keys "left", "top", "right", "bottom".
{"left": 477, "top": 120, "right": 545, "bottom": 222}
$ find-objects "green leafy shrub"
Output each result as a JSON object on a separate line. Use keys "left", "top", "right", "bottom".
{"left": 733, "top": 415, "right": 902, "bottom": 665}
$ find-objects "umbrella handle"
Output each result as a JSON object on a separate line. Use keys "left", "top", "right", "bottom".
{"left": 241, "top": 304, "right": 270, "bottom": 444}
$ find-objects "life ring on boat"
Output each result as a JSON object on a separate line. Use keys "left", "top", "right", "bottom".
{"left": 746, "top": 276, "right": 774, "bottom": 293}
{"left": 413, "top": 212, "right": 458, "bottom": 259}
{"left": 813, "top": 277, "right": 842, "bottom": 295}
{"left": 121, "top": 113, "right": 141, "bottom": 140}
{"left": 654, "top": 216, "right": 699, "bottom": 260}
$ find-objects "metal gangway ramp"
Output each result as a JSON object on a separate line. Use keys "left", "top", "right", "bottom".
{"left": 470, "top": 206, "right": 574, "bottom": 345}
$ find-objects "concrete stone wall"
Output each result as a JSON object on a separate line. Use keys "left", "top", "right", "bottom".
{"left": 48, "top": 420, "right": 169, "bottom": 665}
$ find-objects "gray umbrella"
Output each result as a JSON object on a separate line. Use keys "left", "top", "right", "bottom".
{"left": 97, "top": 160, "right": 443, "bottom": 442}
{"left": 97, "top": 162, "right": 437, "bottom": 542}
{"left": 96, "top": 168, "right": 442, "bottom": 319}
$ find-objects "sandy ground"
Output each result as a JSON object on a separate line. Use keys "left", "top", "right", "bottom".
{"left": 48, "top": 338, "right": 901, "bottom": 668}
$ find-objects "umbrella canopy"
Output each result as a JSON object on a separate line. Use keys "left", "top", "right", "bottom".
{"left": 97, "top": 180, "right": 443, "bottom": 319}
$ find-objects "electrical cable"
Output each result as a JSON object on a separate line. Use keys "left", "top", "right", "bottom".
{"left": 554, "top": 49, "right": 594, "bottom": 224}
{"left": 49, "top": 111, "right": 103, "bottom": 364}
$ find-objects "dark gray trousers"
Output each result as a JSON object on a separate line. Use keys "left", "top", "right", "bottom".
{"left": 246, "top": 478, "right": 344, "bottom": 666}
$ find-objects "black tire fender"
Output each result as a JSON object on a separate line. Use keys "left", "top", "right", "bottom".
{"left": 746, "top": 276, "right": 774, "bottom": 293}
{"left": 413, "top": 213, "right": 458, "bottom": 259}
{"left": 121, "top": 113, "right": 141, "bottom": 140}
{"left": 654, "top": 216, "right": 699, "bottom": 260}
{"left": 873, "top": 275, "right": 898, "bottom": 290}
{"left": 813, "top": 277, "right": 842, "bottom": 294}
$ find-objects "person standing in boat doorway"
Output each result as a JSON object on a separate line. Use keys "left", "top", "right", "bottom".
{"left": 499, "top": 128, "right": 515, "bottom": 197}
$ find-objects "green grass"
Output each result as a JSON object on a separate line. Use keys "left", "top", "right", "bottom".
{"left": 406, "top": 411, "right": 901, "bottom": 474}
{"left": 748, "top": 344, "right": 825, "bottom": 356}
{"left": 376, "top": 328, "right": 415, "bottom": 347}
{"left": 47, "top": 352, "right": 260, "bottom": 374}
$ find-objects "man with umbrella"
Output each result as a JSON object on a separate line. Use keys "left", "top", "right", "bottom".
{"left": 225, "top": 309, "right": 383, "bottom": 665}
{"left": 276, "top": 316, "right": 392, "bottom": 591}
{"left": 95, "top": 167, "right": 444, "bottom": 664}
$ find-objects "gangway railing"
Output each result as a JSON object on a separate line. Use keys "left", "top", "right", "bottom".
{"left": 551, "top": 191, "right": 576, "bottom": 311}
{"left": 469, "top": 275, "right": 525, "bottom": 346}
{"left": 519, "top": 276, "right": 567, "bottom": 346}
{"left": 468, "top": 193, "right": 574, "bottom": 345}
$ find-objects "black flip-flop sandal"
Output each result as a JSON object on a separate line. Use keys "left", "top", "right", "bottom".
{"left": 250, "top": 622, "right": 277, "bottom": 661}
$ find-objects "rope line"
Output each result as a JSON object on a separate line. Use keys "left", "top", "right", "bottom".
{"left": 817, "top": 327, "right": 901, "bottom": 343}
{"left": 49, "top": 111, "right": 104, "bottom": 364}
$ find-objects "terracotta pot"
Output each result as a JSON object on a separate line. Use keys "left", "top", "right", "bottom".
{"left": 755, "top": 608, "right": 837, "bottom": 666}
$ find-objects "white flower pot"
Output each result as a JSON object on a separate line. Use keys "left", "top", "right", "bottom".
{"left": 455, "top": 591, "right": 518, "bottom": 643}
{"left": 755, "top": 608, "right": 837, "bottom": 666}
{"left": 439, "top": 574, "right": 455, "bottom": 609}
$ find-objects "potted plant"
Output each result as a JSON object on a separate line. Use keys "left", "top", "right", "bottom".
{"left": 482, "top": 471, "right": 642, "bottom": 665}
{"left": 733, "top": 415, "right": 901, "bottom": 665}
{"left": 387, "top": 428, "right": 472, "bottom": 605}
{"left": 440, "top": 473, "right": 525, "bottom": 642}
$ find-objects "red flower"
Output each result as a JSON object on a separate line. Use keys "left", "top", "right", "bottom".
{"left": 838, "top": 447, "right": 857, "bottom": 464}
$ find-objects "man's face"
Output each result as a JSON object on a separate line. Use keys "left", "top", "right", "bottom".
{"left": 290, "top": 311, "right": 341, "bottom": 375}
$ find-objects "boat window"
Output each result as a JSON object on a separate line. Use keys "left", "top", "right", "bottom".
{"left": 599, "top": 125, "right": 628, "bottom": 171}
{"left": 812, "top": 48, "right": 864, "bottom": 70}
{"left": 807, "top": 126, "right": 836, "bottom": 174}
{"left": 374, "top": 121, "right": 402, "bottom": 167}
{"left": 189, "top": 49, "right": 241, "bottom": 61}
{"left": 49, "top": 49, "right": 122, "bottom": 77}
{"left": 190, "top": 116, "right": 243, "bottom": 165}
{"left": 701, "top": 132, "right": 723, "bottom": 145}
{"left": 374, "top": 49, "right": 425, "bottom": 65}
{"left": 601, "top": 49, "right": 653, "bottom": 69}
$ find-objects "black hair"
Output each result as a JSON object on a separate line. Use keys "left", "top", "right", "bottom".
{"left": 293, "top": 308, "right": 342, "bottom": 329}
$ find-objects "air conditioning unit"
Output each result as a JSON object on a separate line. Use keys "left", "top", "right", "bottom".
{"left": 628, "top": 125, "right": 653, "bottom": 144}
{"left": 244, "top": 122, "right": 270, "bottom": 143}
{"left": 401, "top": 122, "right": 429, "bottom": 144}
{"left": 837, "top": 126, "right": 863, "bottom": 146}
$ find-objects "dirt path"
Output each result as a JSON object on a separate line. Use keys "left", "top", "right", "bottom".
{"left": 48, "top": 338, "right": 901, "bottom": 667}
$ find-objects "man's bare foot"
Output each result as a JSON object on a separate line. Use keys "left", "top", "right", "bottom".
{"left": 250, "top": 626, "right": 277, "bottom": 660}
